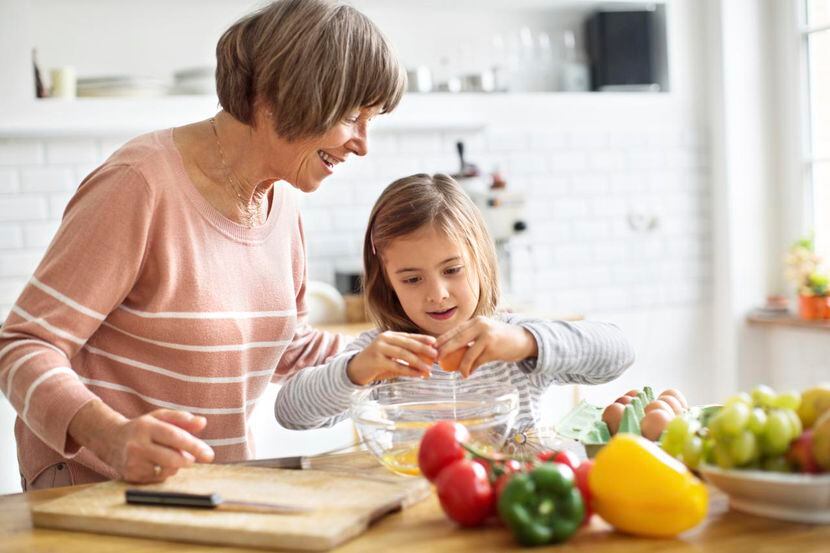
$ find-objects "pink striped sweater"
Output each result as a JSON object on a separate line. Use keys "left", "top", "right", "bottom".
{"left": 0, "top": 129, "right": 343, "bottom": 486}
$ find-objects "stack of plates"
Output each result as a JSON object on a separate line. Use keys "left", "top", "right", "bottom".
{"left": 77, "top": 76, "right": 170, "bottom": 98}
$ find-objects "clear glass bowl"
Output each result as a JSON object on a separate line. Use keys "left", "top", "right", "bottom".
{"left": 350, "top": 378, "right": 520, "bottom": 476}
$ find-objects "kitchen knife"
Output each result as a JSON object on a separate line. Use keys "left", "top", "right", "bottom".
{"left": 228, "top": 446, "right": 369, "bottom": 469}
{"left": 125, "top": 489, "right": 312, "bottom": 515}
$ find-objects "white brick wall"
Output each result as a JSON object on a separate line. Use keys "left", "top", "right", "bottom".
{"left": 0, "top": 125, "right": 711, "bottom": 320}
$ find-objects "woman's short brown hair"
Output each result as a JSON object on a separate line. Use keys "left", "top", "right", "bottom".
{"left": 363, "top": 174, "right": 500, "bottom": 333}
{"left": 216, "top": 0, "right": 406, "bottom": 141}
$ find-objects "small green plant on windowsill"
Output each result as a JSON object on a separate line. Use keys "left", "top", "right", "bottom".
{"left": 785, "top": 234, "right": 830, "bottom": 319}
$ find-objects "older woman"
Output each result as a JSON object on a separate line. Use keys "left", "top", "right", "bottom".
{"left": 0, "top": 0, "right": 405, "bottom": 490}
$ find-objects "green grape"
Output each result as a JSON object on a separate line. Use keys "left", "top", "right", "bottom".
{"left": 702, "top": 439, "right": 716, "bottom": 465}
{"left": 783, "top": 409, "right": 803, "bottom": 440}
{"left": 714, "top": 441, "right": 735, "bottom": 469}
{"left": 723, "top": 392, "right": 752, "bottom": 409}
{"left": 761, "top": 456, "right": 792, "bottom": 473}
{"left": 682, "top": 435, "right": 704, "bottom": 469}
{"left": 746, "top": 407, "right": 767, "bottom": 435}
{"left": 707, "top": 413, "right": 725, "bottom": 440}
{"left": 772, "top": 390, "right": 801, "bottom": 411}
{"left": 751, "top": 385, "right": 776, "bottom": 408}
{"left": 666, "top": 416, "right": 691, "bottom": 444}
{"left": 760, "top": 410, "right": 793, "bottom": 456}
{"left": 728, "top": 430, "right": 759, "bottom": 466}
{"left": 660, "top": 431, "right": 684, "bottom": 457}
{"left": 719, "top": 402, "right": 750, "bottom": 435}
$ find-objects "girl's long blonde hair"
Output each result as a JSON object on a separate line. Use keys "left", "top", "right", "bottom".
{"left": 362, "top": 173, "right": 500, "bottom": 332}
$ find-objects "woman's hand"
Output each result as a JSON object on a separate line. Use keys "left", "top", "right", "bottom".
{"left": 435, "top": 316, "right": 538, "bottom": 378}
{"left": 69, "top": 400, "right": 215, "bottom": 483}
{"left": 346, "top": 331, "right": 438, "bottom": 386}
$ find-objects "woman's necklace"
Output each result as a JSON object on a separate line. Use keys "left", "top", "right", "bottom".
{"left": 208, "top": 117, "right": 262, "bottom": 228}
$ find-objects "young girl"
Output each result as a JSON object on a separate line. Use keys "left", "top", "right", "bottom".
{"left": 275, "top": 173, "right": 634, "bottom": 435}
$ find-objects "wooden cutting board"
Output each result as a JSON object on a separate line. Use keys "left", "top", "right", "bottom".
{"left": 31, "top": 463, "right": 430, "bottom": 551}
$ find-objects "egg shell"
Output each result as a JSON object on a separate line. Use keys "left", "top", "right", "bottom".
{"left": 644, "top": 399, "right": 673, "bottom": 415}
{"left": 641, "top": 409, "right": 674, "bottom": 441}
{"left": 602, "top": 402, "right": 625, "bottom": 435}
{"left": 658, "top": 394, "right": 684, "bottom": 414}
{"left": 660, "top": 388, "right": 688, "bottom": 409}
{"left": 625, "top": 389, "right": 640, "bottom": 398}
{"left": 615, "top": 395, "right": 633, "bottom": 406}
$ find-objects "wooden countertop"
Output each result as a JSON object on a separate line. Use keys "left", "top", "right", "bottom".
{"left": 2, "top": 452, "right": 828, "bottom": 553}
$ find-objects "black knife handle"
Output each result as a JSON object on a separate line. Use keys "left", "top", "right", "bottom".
{"left": 125, "top": 489, "right": 222, "bottom": 509}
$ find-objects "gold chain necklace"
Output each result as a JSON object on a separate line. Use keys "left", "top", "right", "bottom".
{"left": 208, "top": 117, "right": 260, "bottom": 227}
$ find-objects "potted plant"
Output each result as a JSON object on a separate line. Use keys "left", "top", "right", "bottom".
{"left": 785, "top": 235, "right": 830, "bottom": 320}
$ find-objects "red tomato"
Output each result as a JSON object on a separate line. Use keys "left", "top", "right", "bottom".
{"left": 435, "top": 459, "right": 494, "bottom": 527}
{"left": 500, "top": 459, "right": 523, "bottom": 475}
{"left": 418, "top": 421, "right": 470, "bottom": 482}
{"left": 552, "top": 450, "right": 581, "bottom": 472}
{"left": 536, "top": 450, "right": 556, "bottom": 462}
{"left": 574, "top": 459, "right": 594, "bottom": 525}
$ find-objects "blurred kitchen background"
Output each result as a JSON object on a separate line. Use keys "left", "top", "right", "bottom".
{"left": 0, "top": 0, "right": 828, "bottom": 493}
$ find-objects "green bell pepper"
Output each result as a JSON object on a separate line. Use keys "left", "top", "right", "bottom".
{"left": 497, "top": 463, "right": 584, "bottom": 547}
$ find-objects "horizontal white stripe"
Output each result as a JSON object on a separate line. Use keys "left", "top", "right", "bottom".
{"left": 84, "top": 344, "right": 275, "bottom": 383}
{"left": 30, "top": 276, "right": 107, "bottom": 321}
{"left": 4, "top": 350, "right": 47, "bottom": 395}
{"left": 118, "top": 305, "right": 296, "bottom": 320}
{"left": 0, "top": 338, "right": 65, "bottom": 365}
{"left": 203, "top": 436, "right": 247, "bottom": 447}
{"left": 22, "top": 366, "right": 78, "bottom": 420}
{"left": 79, "top": 376, "right": 258, "bottom": 415}
{"left": 11, "top": 306, "right": 85, "bottom": 346}
{"left": 102, "top": 321, "right": 290, "bottom": 353}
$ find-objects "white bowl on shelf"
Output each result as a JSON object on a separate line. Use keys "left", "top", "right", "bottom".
{"left": 306, "top": 281, "right": 346, "bottom": 325}
{"left": 699, "top": 464, "right": 830, "bottom": 524}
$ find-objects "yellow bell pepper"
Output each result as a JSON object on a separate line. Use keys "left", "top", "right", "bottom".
{"left": 589, "top": 434, "right": 708, "bottom": 537}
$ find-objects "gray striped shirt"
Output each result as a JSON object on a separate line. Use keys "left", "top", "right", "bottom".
{"left": 275, "top": 313, "right": 634, "bottom": 432}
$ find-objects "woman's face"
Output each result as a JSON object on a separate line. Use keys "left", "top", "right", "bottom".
{"left": 278, "top": 106, "right": 379, "bottom": 193}
{"left": 382, "top": 225, "right": 480, "bottom": 337}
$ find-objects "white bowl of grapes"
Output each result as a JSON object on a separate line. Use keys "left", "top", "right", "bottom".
{"left": 665, "top": 385, "right": 830, "bottom": 524}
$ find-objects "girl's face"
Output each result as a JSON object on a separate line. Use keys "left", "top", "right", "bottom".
{"left": 382, "top": 224, "right": 480, "bottom": 336}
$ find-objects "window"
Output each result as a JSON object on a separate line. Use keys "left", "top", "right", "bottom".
{"left": 804, "top": 1, "right": 830, "bottom": 259}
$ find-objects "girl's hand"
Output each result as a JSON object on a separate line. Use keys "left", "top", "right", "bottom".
{"left": 347, "top": 331, "right": 437, "bottom": 385}
{"left": 435, "top": 316, "right": 538, "bottom": 378}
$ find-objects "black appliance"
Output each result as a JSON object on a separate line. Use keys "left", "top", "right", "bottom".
{"left": 586, "top": 9, "right": 660, "bottom": 91}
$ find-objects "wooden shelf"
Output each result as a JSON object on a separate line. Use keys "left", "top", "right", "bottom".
{"left": 746, "top": 312, "right": 830, "bottom": 332}
{"left": 0, "top": 92, "right": 679, "bottom": 138}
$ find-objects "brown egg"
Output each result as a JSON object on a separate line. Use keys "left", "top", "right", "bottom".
{"left": 602, "top": 402, "right": 625, "bottom": 435}
{"left": 641, "top": 409, "right": 674, "bottom": 441}
{"left": 659, "top": 394, "right": 684, "bottom": 414}
{"left": 615, "top": 395, "right": 633, "bottom": 406}
{"left": 660, "top": 388, "right": 688, "bottom": 409}
{"left": 644, "top": 399, "right": 673, "bottom": 415}
{"left": 625, "top": 389, "right": 640, "bottom": 398}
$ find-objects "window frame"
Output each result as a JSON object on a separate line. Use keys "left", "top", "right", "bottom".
{"left": 800, "top": 1, "right": 830, "bottom": 257}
